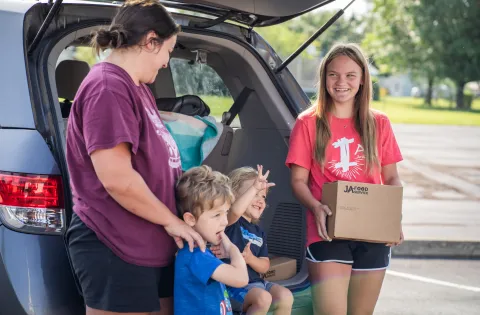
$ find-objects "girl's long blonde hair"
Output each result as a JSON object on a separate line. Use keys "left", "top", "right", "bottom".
{"left": 312, "top": 43, "right": 378, "bottom": 173}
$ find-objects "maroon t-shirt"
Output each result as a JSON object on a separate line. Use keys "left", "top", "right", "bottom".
{"left": 66, "top": 62, "right": 182, "bottom": 267}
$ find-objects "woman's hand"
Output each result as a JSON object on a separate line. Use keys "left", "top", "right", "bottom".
{"left": 312, "top": 203, "right": 332, "bottom": 241}
{"left": 253, "top": 165, "right": 276, "bottom": 191}
{"left": 164, "top": 218, "right": 206, "bottom": 252}
{"left": 386, "top": 227, "right": 404, "bottom": 247}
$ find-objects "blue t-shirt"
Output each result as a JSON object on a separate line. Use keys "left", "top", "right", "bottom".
{"left": 174, "top": 246, "right": 233, "bottom": 315}
{"left": 224, "top": 217, "right": 268, "bottom": 283}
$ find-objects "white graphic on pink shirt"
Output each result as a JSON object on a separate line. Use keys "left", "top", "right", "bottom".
{"left": 328, "top": 137, "right": 364, "bottom": 180}
{"left": 145, "top": 106, "right": 181, "bottom": 169}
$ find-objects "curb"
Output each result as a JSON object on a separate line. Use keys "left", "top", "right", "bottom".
{"left": 392, "top": 240, "right": 480, "bottom": 259}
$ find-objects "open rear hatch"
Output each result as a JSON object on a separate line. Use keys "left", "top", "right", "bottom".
{"left": 27, "top": 0, "right": 355, "bottom": 75}
{"left": 159, "top": 0, "right": 336, "bottom": 27}
{"left": 163, "top": 0, "right": 356, "bottom": 73}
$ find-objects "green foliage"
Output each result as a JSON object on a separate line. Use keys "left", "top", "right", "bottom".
{"left": 464, "top": 94, "right": 474, "bottom": 109}
{"left": 372, "top": 76, "right": 380, "bottom": 101}
{"left": 74, "top": 46, "right": 98, "bottom": 66}
{"left": 364, "top": 0, "right": 480, "bottom": 109}
{"left": 207, "top": 95, "right": 480, "bottom": 126}
{"left": 363, "top": 0, "right": 438, "bottom": 80}
{"left": 255, "top": 23, "right": 310, "bottom": 60}
{"left": 199, "top": 95, "right": 234, "bottom": 117}
{"left": 288, "top": 10, "right": 365, "bottom": 57}
{"left": 255, "top": 10, "right": 366, "bottom": 59}
{"left": 409, "top": 0, "right": 480, "bottom": 108}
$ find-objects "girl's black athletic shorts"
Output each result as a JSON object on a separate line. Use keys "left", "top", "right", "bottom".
{"left": 306, "top": 239, "right": 391, "bottom": 270}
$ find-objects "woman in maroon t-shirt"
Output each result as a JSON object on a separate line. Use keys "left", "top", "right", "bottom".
{"left": 65, "top": 1, "right": 205, "bottom": 314}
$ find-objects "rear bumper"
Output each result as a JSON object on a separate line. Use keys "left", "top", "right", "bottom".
{"left": 0, "top": 226, "right": 84, "bottom": 315}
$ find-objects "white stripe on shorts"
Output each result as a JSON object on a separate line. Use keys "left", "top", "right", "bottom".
{"left": 306, "top": 246, "right": 354, "bottom": 264}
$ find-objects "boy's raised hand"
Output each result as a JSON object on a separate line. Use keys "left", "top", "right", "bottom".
{"left": 253, "top": 165, "right": 276, "bottom": 191}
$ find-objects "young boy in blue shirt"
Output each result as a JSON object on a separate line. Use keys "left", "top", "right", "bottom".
{"left": 174, "top": 165, "right": 249, "bottom": 315}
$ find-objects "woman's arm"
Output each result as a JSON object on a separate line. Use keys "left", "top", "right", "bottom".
{"left": 290, "top": 164, "right": 332, "bottom": 240}
{"left": 91, "top": 142, "right": 205, "bottom": 252}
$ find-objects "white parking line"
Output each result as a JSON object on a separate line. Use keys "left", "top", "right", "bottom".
{"left": 386, "top": 270, "right": 480, "bottom": 293}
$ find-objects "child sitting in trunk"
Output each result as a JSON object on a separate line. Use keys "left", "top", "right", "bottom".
{"left": 221, "top": 165, "right": 294, "bottom": 315}
{"left": 174, "top": 165, "right": 249, "bottom": 315}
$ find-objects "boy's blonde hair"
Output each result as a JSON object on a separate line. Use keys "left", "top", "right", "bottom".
{"left": 228, "top": 167, "right": 270, "bottom": 224}
{"left": 176, "top": 165, "right": 235, "bottom": 218}
{"left": 228, "top": 167, "right": 259, "bottom": 198}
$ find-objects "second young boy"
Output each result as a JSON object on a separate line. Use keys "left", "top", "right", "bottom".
{"left": 174, "top": 165, "right": 249, "bottom": 315}
{"left": 223, "top": 165, "right": 294, "bottom": 315}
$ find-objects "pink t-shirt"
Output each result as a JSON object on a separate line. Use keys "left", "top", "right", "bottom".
{"left": 285, "top": 109, "right": 403, "bottom": 247}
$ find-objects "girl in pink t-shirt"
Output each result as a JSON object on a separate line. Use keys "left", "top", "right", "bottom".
{"left": 286, "top": 43, "right": 403, "bottom": 315}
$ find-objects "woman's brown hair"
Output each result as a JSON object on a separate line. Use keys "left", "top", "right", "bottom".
{"left": 312, "top": 43, "right": 378, "bottom": 173}
{"left": 92, "top": 0, "right": 180, "bottom": 55}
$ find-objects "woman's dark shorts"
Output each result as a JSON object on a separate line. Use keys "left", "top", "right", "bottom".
{"left": 66, "top": 212, "right": 174, "bottom": 313}
{"left": 306, "top": 239, "right": 391, "bottom": 270}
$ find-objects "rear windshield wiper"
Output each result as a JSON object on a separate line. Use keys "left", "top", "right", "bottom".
{"left": 274, "top": 0, "right": 356, "bottom": 74}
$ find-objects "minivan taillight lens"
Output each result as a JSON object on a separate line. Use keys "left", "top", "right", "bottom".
{"left": 0, "top": 172, "right": 65, "bottom": 234}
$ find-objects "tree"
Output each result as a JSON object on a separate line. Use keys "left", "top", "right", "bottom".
{"left": 254, "top": 23, "right": 310, "bottom": 60}
{"left": 410, "top": 0, "right": 480, "bottom": 109}
{"left": 255, "top": 10, "right": 366, "bottom": 60}
{"left": 363, "top": 0, "right": 441, "bottom": 106}
{"left": 289, "top": 10, "right": 366, "bottom": 58}
{"left": 255, "top": 11, "right": 367, "bottom": 89}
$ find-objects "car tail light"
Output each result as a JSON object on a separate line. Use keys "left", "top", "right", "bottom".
{"left": 0, "top": 172, "right": 65, "bottom": 234}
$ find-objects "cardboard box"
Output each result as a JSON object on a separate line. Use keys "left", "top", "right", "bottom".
{"left": 321, "top": 181, "right": 403, "bottom": 243}
{"left": 263, "top": 256, "right": 296, "bottom": 281}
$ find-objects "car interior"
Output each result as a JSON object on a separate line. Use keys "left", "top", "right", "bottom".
{"left": 50, "top": 28, "right": 309, "bottom": 289}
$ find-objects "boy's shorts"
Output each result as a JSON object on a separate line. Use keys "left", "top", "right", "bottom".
{"left": 306, "top": 239, "right": 391, "bottom": 270}
{"left": 228, "top": 280, "right": 275, "bottom": 312}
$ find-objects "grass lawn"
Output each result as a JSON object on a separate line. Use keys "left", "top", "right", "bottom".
{"left": 372, "top": 96, "right": 480, "bottom": 126}
{"left": 200, "top": 95, "right": 234, "bottom": 118}
{"left": 200, "top": 95, "right": 480, "bottom": 126}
